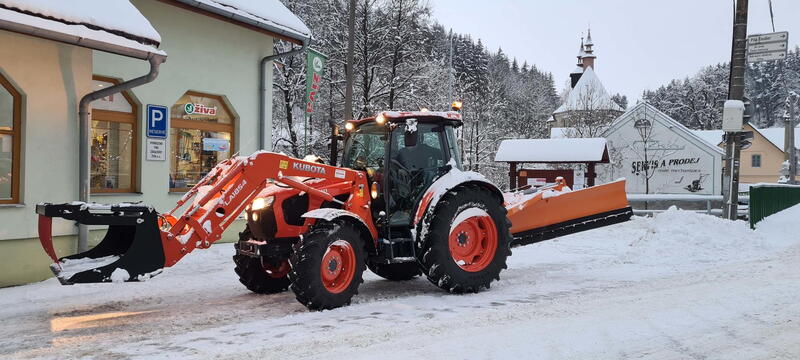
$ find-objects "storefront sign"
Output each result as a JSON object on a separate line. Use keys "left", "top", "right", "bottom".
{"left": 202, "top": 138, "right": 229, "bottom": 152}
{"left": 146, "top": 138, "right": 166, "bottom": 161}
{"left": 184, "top": 103, "right": 217, "bottom": 116}
{"left": 305, "top": 49, "right": 327, "bottom": 114}
{"left": 146, "top": 104, "right": 168, "bottom": 139}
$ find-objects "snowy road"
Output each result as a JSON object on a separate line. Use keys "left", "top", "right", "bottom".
{"left": 1, "top": 207, "right": 798, "bottom": 359}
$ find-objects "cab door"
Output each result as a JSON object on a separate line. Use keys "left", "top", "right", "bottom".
{"left": 385, "top": 122, "right": 450, "bottom": 228}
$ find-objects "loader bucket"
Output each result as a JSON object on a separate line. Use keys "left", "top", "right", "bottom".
{"left": 36, "top": 203, "right": 166, "bottom": 284}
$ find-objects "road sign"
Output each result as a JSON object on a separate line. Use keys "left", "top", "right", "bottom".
{"left": 146, "top": 104, "right": 168, "bottom": 139}
{"left": 747, "top": 31, "right": 789, "bottom": 63}
{"left": 146, "top": 138, "right": 166, "bottom": 161}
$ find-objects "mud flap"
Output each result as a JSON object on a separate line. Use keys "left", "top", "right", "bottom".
{"left": 36, "top": 203, "right": 166, "bottom": 284}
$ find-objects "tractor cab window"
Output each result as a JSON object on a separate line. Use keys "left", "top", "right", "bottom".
{"left": 342, "top": 122, "right": 387, "bottom": 172}
{"left": 386, "top": 123, "right": 448, "bottom": 226}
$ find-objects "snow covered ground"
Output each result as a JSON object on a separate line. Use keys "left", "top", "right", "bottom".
{"left": 1, "top": 206, "right": 798, "bottom": 359}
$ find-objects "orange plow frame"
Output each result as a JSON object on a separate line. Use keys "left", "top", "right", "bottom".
{"left": 506, "top": 179, "right": 632, "bottom": 245}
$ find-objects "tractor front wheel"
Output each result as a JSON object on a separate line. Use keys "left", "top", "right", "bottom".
{"left": 417, "top": 185, "right": 512, "bottom": 293}
{"left": 233, "top": 227, "right": 291, "bottom": 294}
{"left": 289, "top": 220, "right": 366, "bottom": 310}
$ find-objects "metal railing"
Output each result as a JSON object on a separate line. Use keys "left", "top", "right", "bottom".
{"left": 626, "top": 193, "right": 750, "bottom": 217}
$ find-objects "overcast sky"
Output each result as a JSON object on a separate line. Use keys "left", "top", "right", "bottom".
{"left": 431, "top": 0, "right": 800, "bottom": 104}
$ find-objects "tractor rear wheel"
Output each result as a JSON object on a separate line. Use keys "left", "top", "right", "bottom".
{"left": 417, "top": 185, "right": 512, "bottom": 293}
{"left": 289, "top": 220, "right": 366, "bottom": 310}
{"left": 366, "top": 260, "right": 422, "bottom": 281}
{"left": 233, "top": 227, "right": 291, "bottom": 294}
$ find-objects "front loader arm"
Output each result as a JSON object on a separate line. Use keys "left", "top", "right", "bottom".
{"left": 36, "top": 151, "right": 372, "bottom": 284}
{"left": 161, "top": 152, "right": 372, "bottom": 267}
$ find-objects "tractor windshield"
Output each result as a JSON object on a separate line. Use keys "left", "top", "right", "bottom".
{"left": 342, "top": 122, "right": 387, "bottom": 172}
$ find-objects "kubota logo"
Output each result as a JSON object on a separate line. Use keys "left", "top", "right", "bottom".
{"left": 223, "top": 179, "right": 247, "bottom": 206}
{"left": 293, "top": 162, "right": 326, "bottom": 175}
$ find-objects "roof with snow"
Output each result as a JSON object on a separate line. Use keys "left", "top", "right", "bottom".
{"left": 0, "top": 0, "right": 164, "bottom": 59}
{"left": 172, "top": 0, "right": 311, "bottom": 44}
{"left": 754, "top": 127, "right": 800, "bottom": 151}
{"left": 554, "top": 67, "right": 624, "bottom": 114}
{"left": 494, "top": 138, "right": 610, "bottom": 163}
{"left": 691, "top": 129, "right": 725, "bottom": 147}
{"left": 604, "top": 102, "right": 725, "bottom": 156}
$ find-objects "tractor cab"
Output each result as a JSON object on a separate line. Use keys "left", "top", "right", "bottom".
{"left": 341, "top": 111, "right": 463, "bottom": 237}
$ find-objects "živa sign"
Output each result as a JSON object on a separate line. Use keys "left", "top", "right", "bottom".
{"left": 184, "top": 103, "right": 217, "bottom": 116}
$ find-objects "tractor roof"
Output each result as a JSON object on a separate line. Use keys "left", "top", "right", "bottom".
{"left": 348, "top": 111, "right": 463, "bottom": 127}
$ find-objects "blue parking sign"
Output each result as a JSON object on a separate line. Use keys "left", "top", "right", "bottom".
{"left": 146, "top": 104, "right": 168, "bottom": 138}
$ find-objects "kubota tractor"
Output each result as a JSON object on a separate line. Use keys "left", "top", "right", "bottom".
{"left": 36, "top": 110, "right": 632, "bottom": 310}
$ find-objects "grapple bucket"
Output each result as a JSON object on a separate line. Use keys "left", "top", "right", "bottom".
{"left": 36, "top": 203, "right": 166, "bottom": 284}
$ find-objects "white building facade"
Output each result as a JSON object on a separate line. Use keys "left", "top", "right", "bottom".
{"left": 600, "top": 103, "right": 723, "bottom": 195}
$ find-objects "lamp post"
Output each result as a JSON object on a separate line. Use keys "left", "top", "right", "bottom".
{"left": 634, "top": 117, "right": 653, "bottom": 194}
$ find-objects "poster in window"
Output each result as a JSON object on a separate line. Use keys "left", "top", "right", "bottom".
{"left": 202, "top": 138, "right": 230, "bottom": 152}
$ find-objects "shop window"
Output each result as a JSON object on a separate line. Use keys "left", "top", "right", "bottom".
{"left": 751, "top": 154, "right": 761, "bottom": 168}
{"left": 90, "top": 76, "right": 137, "bottom": 193}
{"left": 170, "top": 91, "right": 235, "bottom": 191}
{"left": 0, "top": 73, "right": 21, "bottom": 204}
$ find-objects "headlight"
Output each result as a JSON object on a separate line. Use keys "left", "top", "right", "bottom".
{"left": 370, "top": 182, "right": 379, "bottom": 199}
{"left": 251, "top": 196, "right": 274, "bottom": 211}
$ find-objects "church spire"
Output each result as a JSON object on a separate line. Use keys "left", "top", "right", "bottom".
{"left": 582, "top": 28, "right": 596, "bottom": 69}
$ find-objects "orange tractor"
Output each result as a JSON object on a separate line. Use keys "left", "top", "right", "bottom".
{"left": 37, "top": 111, "right": 631, "bottom": 310}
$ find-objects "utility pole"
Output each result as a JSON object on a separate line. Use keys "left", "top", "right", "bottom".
{"left": 344, "top": 0, "right": 355, "bottom": 121}
{"left": 786, "top": 96, "right": 798, "bottom": 184}
{"left": 723, "top": 0, "right": 748, "bottom": 220}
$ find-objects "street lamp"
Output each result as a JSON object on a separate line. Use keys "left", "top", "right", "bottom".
{"left": 634, "top": 118, "right": 652, "bottom": 140}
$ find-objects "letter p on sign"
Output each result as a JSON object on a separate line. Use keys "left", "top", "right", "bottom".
{"left": 146, "top": 104, "right": 168, "bottom": 139}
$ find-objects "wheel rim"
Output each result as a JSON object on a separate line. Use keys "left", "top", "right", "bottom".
{"left": 320, "top": 240, "right": 356, "bottom": 294}
{"left": 448, "top": 209, "right": 498, "bottom": 272}
{"left": 261, "top": 259, "right": 290, "bottom": 279}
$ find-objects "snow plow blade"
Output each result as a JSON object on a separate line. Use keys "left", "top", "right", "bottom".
{"left": 506, "top": 180, "right": 633, "bottom": 246}
{"left": 36, "top": 203, "right": 165, "bottom": 284}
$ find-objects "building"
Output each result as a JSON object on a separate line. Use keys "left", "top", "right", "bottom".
{"left": 599, "top": 102, "right": 724, "bottom": 195}
{"left": 0, "top": 0, "right": 311, "bottom": 287}
{"left": 694, "top": 124, "right": 800, "bottom": 184}
{"left": 550, "top": 30, "right": 624, "bottom": 130}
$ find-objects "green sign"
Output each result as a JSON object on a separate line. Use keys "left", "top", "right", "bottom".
{"left": 305, "top": 49, "right": 327, "bottom": 114}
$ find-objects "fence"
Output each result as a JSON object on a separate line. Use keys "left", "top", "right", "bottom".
{"left": 626, "top": 194, "right": 749, "bottom": 217}
{"left": 748, "top": 184, "right": 800, "bottom": 228}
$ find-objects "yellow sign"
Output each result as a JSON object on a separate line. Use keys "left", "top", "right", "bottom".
{"left": 279, "top": 160, "right": 288, "bottom": 169}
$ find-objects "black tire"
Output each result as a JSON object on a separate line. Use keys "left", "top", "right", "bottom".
{"left": 233, "top": 227, "right": 291, "bottom": 294}
{"left": 417, "top": 184, "right": 512, "bottom": 293}
{"left": 289, "top": 220, "right": 366, "bottom": 310}
{"left": 366, "top": 260, "right": 422, "bottom": 281}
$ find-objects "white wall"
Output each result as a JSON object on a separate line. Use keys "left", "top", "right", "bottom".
{"left": 0, "top": 30, "right": 93, "bottom": 240}
{"left": 600, "top": 104, "right": 723, "bottom": 195}
{"left": 90, "top": 0, "right": 274, "bottom": 218}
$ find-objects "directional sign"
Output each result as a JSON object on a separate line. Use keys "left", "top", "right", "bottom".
{"left": 146, "top": 104, "right": 168, "bottom": 139}
{"left": 747, "top": 31, "right": 789, "bottom": 63}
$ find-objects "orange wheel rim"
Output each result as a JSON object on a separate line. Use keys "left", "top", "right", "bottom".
{"left": 320, "top": 240, "right": 356, "bottom": 293}
{"left": 262, "top": 259, "right": 290, "bottom": 279}
{"left": 448, "top": 209, "right": 498, "bottom": 272}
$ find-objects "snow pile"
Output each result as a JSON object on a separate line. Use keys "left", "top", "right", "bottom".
{"left": 110, "top": 268, "right": 131, "bottom": 283}
{"left": 623, "top": 206, "right": 768, "bottom": 267}
{"left": 754, "top": 203, "right": 800, "bottom": 244}
{"left": 494, "top": 138, "right": 607, "bottom": 162}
